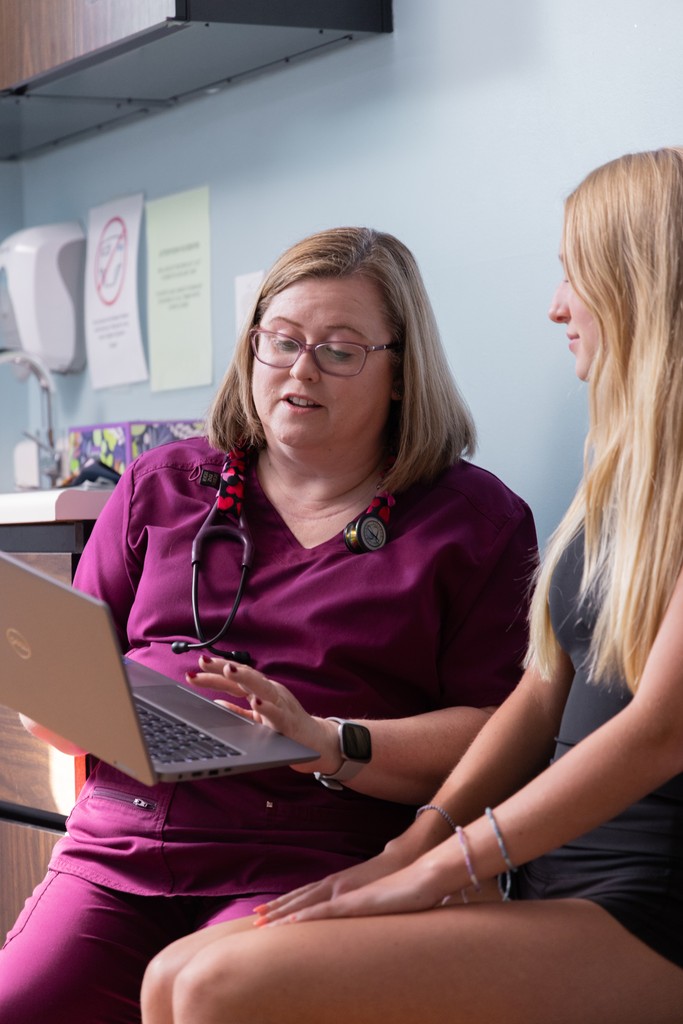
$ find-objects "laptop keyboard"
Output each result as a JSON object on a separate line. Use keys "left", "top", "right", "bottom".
{"left": 135, "top": 700, "right": 242, "bottom": 764}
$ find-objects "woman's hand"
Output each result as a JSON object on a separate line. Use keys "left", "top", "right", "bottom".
{"left": 186, "top": 657, "right": 499, "bottom": 804}
{"left": 255, "top": 842, "right": 415, "bottom": 925}
{"left": 257, "top": 837, "right": 502, "bottom": 926}
{"left": 186, "top": 657, "right": 341, "bottom": 774}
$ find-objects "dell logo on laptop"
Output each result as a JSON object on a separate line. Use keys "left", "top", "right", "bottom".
{"left": 6, "top": 628, "right": 31, "bottom": 660}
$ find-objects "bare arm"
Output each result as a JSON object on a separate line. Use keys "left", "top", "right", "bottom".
{"left": 265, "top": 567, "right": 683, "bottom": 922}
{"left": 258, "top": 654, "right": 569, "bottom": 920}
{"left": 333, "top": 702, "right": 498, "bottom": 803}
{"left": 189, "top": 656, "right": 498, "bottom": 804}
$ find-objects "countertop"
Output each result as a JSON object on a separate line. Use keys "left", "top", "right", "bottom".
{"left": 0, "top": 486, "right": 115, "bottom": 525}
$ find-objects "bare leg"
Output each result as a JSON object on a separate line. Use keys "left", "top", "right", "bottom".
{"left": 142, "top": 900, "right": 683, "bottom": 1024}
{"left": 141, "top": 917, "right": 254, "bottom": 1024}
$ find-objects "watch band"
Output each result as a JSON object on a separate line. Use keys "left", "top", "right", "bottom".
{"left": 314, "top": 717, "right": 372, "bottom": 791}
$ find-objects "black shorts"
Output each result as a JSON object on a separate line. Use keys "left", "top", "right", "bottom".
{"left": 511, "top": 845, "right": 683, "bottom": 970}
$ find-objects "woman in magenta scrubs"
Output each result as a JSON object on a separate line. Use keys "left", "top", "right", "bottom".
{"left": 0, "top": 227, "right": 536, "bottom": 1024}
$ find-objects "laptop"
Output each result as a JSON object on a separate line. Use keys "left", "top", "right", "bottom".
{"left": 0, "top": 551, "right": 318, "bottom": 786}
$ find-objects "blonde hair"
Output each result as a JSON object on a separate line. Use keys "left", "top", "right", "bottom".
{"left": 206, "top": 227, "right": 475, "bottom": 493}
{"left": 528, "top": 147, "right": 683, "bottom": 692}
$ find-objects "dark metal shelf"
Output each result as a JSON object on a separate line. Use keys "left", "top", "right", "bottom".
{"left": 0, "top": 1, "right": 392, "bottom": 160}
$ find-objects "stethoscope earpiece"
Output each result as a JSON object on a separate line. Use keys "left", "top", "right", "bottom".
{"left": 172, "top": 639, "right": 251, "bottom": 663}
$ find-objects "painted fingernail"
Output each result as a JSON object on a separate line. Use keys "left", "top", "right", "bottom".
{"left": 186, "top": 671, "right": 197, "bottom": 680}
{"left": 255, "top": 697, "right": 263, "bottom": 706}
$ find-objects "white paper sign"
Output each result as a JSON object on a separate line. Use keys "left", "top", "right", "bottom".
{"left": 234, "top": 269, "right": 265, "bottom": 337}
{"left": 146, "top": 186, "right": 212, "bottom": 391}
{"left": 84, "top": 193, "right": 148, "bottom": 389}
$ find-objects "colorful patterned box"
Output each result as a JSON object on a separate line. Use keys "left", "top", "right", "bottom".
{"left": 67, "top": 419, "right": 205, "bottom": 477}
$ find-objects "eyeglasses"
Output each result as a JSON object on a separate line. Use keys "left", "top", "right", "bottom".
{"left": 250, "top": 328, "right": 400, "bottom": 378}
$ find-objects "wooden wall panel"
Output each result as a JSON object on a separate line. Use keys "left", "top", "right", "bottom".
{"left": 0, "top": 704, "right": 75, "bottom": 814}
{"left": 0, "top": 819, "right": 63, "bottom": 941}
{"left": 75, "top": 0, "right": 177, "bottom": 55}
{"left": 0, "top": 0, "right": 177, "bottom": 90}
{"left": 0, "top": 1, "right": 78, "bottom": 88}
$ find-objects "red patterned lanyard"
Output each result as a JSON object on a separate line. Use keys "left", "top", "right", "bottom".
{"left": 216, "top": 445, "right": 248, "bottom": 520}
{"left": 217, "top": 447, "right": 395, "bottom": 551}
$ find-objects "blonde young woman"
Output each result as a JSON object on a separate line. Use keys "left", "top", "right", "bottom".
{"left": 141, "top": 148, "right": 683, "bottom": 1024}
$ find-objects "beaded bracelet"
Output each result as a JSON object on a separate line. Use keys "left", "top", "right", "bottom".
{"left": 416, "top": 806, "right": 472, "bottom": 905}
{"left": 485, "top": 807, "right": 516, "bottom": 872}
{"left": 415, "top": 803, "right": 458, "bottom": 834}
{"left": 455, "top": 826, "right": 481, "bottom": 892}
{"left": 485, "top": 807, "right": 516, "bottom": 902}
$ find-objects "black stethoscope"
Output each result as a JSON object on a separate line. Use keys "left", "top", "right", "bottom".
{"left": 171, "top": 446, "right": 394, "bottom": 664}
{"left": 170, "top": 500, "right": 255, "bottom": 662}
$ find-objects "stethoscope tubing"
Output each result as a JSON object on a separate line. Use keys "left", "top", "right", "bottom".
{"left": 171, "top": 500, "right": 254, "bottom": 662}
{"left": 173, "top": 469, "right": 391, "bottom": 662}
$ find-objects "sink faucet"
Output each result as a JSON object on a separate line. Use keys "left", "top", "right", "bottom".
{"left": 0, "top": 349, "right": 61, "bottom": 488}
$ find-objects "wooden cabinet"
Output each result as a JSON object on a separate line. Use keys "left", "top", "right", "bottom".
{"left": 0, "top": 0, "right": 176, "bottom": 89}
{"left": 0, "top": 522, "right": 95, "bottom": 941}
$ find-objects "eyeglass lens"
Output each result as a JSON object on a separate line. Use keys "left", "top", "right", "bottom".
{"left": 252, "top": 331, "right": 368, "bottom": 376}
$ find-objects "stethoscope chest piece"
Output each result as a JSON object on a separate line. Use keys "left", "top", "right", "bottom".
{"left": 344, "top": 512, "right": 388, "bottom": 553}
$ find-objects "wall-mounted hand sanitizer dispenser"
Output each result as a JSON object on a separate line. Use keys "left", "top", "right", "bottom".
{"left": 0, "top": 222, "right": 86, "bottom": 373}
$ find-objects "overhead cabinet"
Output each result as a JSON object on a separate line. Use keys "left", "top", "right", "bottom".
{"left": 0, "top": 0, "right": 393, "bottom": 159}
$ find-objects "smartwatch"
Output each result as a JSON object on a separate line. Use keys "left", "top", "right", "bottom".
{"left": 315, "top": 717, "right": 372, "bottom": 790}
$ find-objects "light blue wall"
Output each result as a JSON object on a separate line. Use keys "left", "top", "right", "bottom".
{"left": 0, "top": 161, "right": 29, "bottom": 461}
{"left": 3, "top": 0, "right": 683, "bottom": 545}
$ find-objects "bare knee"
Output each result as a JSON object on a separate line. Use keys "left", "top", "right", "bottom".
{"left": 142, "top": 921, "right": 258, "bottom": 1023}
{"left": 141, "top": 939, "right": 196, "bottom": 1023}
{"left": 171, "top": 949, "right": 262, "bottom": 1024}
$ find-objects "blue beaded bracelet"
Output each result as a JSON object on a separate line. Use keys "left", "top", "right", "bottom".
{"left": 485, "top": 807, "right": 516, "bottom": 872}
{"left": 415, "top": 804, "right": 458, "bottom": 834}
{"left": 455, "top": 826, "right": 481, "bottom": 892}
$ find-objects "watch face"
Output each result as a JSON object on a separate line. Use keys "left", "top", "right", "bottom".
{"left": 340, "top": 721, "right": 372, "bottom": 762}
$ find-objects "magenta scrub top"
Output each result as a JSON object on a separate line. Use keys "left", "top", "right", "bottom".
{"left": 50, "top": 436, "right": 537, "bottom": 898}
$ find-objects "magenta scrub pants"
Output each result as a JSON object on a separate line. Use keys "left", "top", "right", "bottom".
{"left": 0, "top": 870, "right": 276, "bottom": 1024}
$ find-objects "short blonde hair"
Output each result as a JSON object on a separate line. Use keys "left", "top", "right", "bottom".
{"left": 528, "top": 147, "right": 683, "bottom": 692}
{"left": 206, "top": 227, "right": 475, "bottom": 493}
